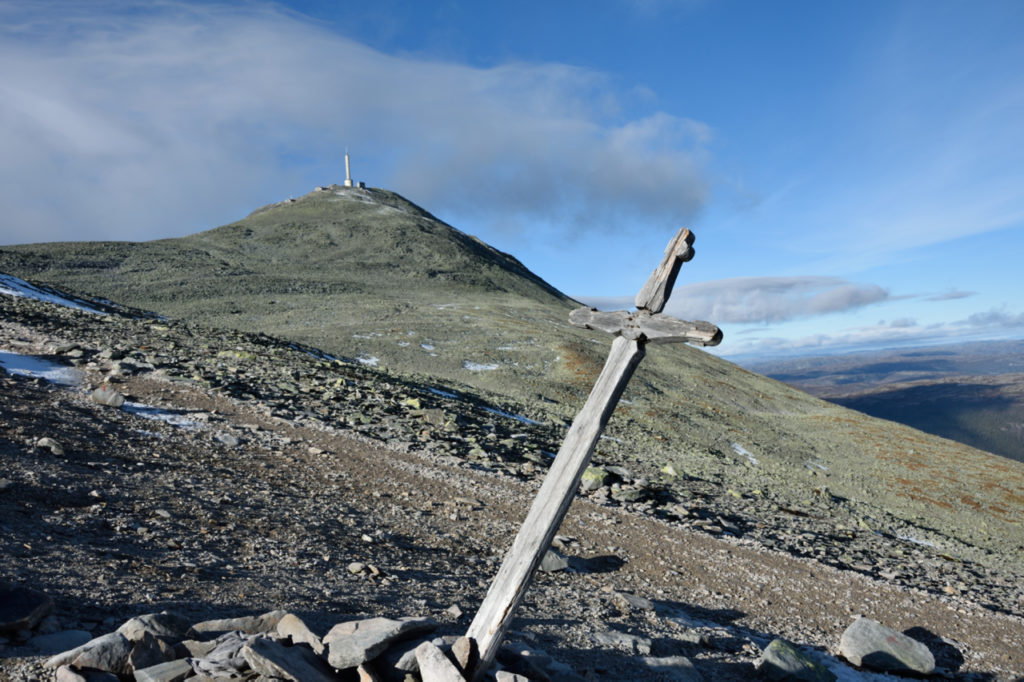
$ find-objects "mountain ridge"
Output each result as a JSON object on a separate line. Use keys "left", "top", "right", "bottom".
{"left": 1, "top": 186, "right": 1022, "bottom": 585}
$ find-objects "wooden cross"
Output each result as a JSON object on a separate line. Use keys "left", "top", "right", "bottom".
{"left": 463, "top": 228, "right": 722, "bottom": 678}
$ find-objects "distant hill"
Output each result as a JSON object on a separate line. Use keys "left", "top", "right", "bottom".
{"left": 3, "top": 184, "right": 1023, "bottom": 576}
{"left": 745, "top": 341, "right": 1024, "bottom": 463}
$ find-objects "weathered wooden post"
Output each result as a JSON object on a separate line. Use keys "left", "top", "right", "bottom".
{"left": 463, "top": 228, "right": 722, "bottom": 679}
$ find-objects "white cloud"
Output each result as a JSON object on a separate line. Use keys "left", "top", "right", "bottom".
{"left": 579, "top": 276, "right": 889, "bottom": 324}
{"left": 0, "top": 1, "right": 711, "bottom": 245}
{"left": 721, "top": 306, "right": 1024, "bottom": 358}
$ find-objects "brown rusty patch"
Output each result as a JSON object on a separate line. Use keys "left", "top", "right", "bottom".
{"left": 960, "top": 495, "right": 983, "bottom": 511}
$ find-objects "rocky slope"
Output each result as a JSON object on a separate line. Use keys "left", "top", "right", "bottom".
{"left": 2, "top": 187, "right": 1023, "bottom": 601}
{"left": 2, "top": 282, "right": 1024, "bottom": 679}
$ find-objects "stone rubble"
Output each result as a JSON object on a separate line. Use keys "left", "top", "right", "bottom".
{"left": 25, "top": 608, "right": 597, "bottom": 682}
{"left": 2, "top": 285, "right": 1023, "bottom": 679}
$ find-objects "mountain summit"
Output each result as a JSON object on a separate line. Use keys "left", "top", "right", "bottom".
{"left": 2, "top": 185, "right": 1022, "bottom": 589}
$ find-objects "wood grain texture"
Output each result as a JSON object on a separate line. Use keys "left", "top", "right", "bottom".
{"left": 464, "top": 336, "right": 645, "bottom": 677}
{"left": 569, "top": 307, "right": 722, "bottom": 347}
{"left": 634, "top": 227, "right": 694, "bottom": 313}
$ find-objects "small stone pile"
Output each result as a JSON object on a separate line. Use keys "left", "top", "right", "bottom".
{"left": 13, "top": 601, "right": 580, "bottom": 682}
{"left": 4, "top": 580, "right": 943, "bottom": 681}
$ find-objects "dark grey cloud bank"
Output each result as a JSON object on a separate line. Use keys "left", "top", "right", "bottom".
{"left": 0, "top": 2, "right": 710, "bottom": 245}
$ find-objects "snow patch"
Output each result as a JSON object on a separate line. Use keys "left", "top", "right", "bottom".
{"left": 730, "top": 443, "right": 759, "bottom": 466}
{"left": 897, "top": 534, "right": 937, "bottom": 548}
{"left": 122, "top": 402, "right": 202, "bottom": 429}
{"left": 427, "top": 387, "right": 458, "bottom": 399}
{"left": 481, "top": 406, "right": 542, "bottom": 426}
{"left": 463, "top": 361, "right": 499, "bottom": 371}
{"left": 0, "top": 351, "right": 84, "bottom": 386}
{"left": 0, "top": 273, "right": 108, "bottom": 315}
{"left": 420, "top": 343, "right": 435, "bottom": 351}
{"left": 356, "top": 355, "right": 380, "bottom": 367}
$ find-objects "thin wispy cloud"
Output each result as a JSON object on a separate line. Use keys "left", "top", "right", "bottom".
{"left": 0, "top": 1, "right": 710, "bottom": 245}
{"left": 927, "top": 290, "right": 976, "bottom": 302}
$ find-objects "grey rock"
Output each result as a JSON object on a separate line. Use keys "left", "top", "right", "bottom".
{"left": 55, "top": 666, "right": 120, "bottom": 682}
{"left": 36, "top": 436, "right": 65, "bottom": 455}
{"left": 839, "top": 616, "right": 935, "bottom": 674}
{"left": 188, "top": 630, "right": 255, "bottom": 677}
{"left": 591, "top": 630, "right": 652, "bottom": 655}
{"left": 612, "top": 591, "right": 654, "bottom": 612}
{"left": 374, "top": 635, "right": 436, "bottom": 680}
{"left": 51, "top": 632, "right": 132, "bottom": 675}
{"left": 241, "top": 636, "right": 337, "bottom": 681}
{"left": 495, "top": 672, "right": 530, "bottom": 682}
{"left": 451, "top": 635, "right": 476, "bottom": 677}
{"left": 214, "top": 432, "right": 240, "bottom": 447}
{"left": 413, "top": 640, "right": 465, "bottom": 681}
{"left": 132, "top": 658, "right": 193, "bottom": 682}
{"left": 605, "top": 465, "right": 633, "bottom": 481}
{"left": 276, "top": 612, "right": 324, "bottom": 655}
{"left": 611, "top": 487, "right": 644, "bottom": 503}
{"left": 641, "top": 656, "right": 703, "bottom": 681}
{"left": 90, "top": 385, "right": 125, "bottom": 407}
{"left": 497, "top": 641, "right": 554, "bottom": 680}
{"left": 192, "top": 608, "right": 287, "bottom": 635}
{"left": 29, "top": 629, "right": 92, "bottom": 654}
{"left": 46, "top": 632, "right": 129, "bottom": 671}
{"left": 580, "top": 466, "right": 609, "bottom": 492}
{"left": 0, "top": 582, "right": 54, "bottom": 634}
{"left": 324, "top": 616, "right": 437, "bottom": 670}
{"left": 117, "top": 612, "right": 193, "bottom": 642}
{"left": 539, "top": 549, "right": 569, "bottom": 572}
{"left": 756, "top": 638, "right": 836, "bottom": 681}
{"left": 128, "top": 631, "right": 176, "bottom": 672}
{"left": 173, "top": 638, "right": 218, "bottom": 659}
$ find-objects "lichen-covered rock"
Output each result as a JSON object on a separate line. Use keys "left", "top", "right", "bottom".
{"left": 755, "top": 638, "right": 836, "bottom": 681}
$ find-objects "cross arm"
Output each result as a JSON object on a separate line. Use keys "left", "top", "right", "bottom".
{"left": 569, "top": 307, "right": 722, "bottom": 347}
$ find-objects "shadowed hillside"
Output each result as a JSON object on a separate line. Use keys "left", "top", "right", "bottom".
{"left": 746, "top": 342, "right": 1024, "bottom": 463}
{"left": 2, "top": 185, "right": 1023, "bottom": 582}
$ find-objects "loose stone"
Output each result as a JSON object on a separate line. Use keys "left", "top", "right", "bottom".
{"left": 838, "top": 616, "right": 936, "bottom": 675}
{"left": 755, "top": 638, "right": 836, "bottom": 681}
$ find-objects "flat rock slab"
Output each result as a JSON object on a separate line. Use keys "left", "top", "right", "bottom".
{"left": 839, "top": 616, "right": 935, "bottom": 674}
{"left": 117, "top": 611, "right": 194, "bottom": 642}
{"left": 755, "top": 639, "right": 836, "bottom": 682}
{"left": 29, "top": 629, "right": 93, "bottom": 655}
{"left": 242, "top": 636, "right": 337, "bottom": 681}
{"left": 54, "top": 666, "right": 120, "bottom": 682}
{"left": 591, "top": 630, "right": 652, "bottom": 655}
{"left": 45, "top": 632, "right": 132, "bottom": 675}
{"left": 0, "top": 583, "right": 54, "bottom": 634}
{"left": 324, "top": 616, "right": 437, "bottom": 670}
{"left": 276, "top": 612, "right": 324, "bottom": 655}
{"left": 192, "top": 608, "right": 287, "bottom": 635}
{"left": 641, "top": 656, "right": 703, "bottom": 681}
{"left": 132, "top": 658, "right": 193, "bottom": 682}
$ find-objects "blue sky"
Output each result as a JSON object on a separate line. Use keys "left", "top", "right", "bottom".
{"left": 1, "top": 1, "right": 1022, "bottom": 358}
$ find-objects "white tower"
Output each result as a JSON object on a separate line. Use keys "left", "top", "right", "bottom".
{"left": 344, "top": 152, "right": 353, "bottom": 187}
